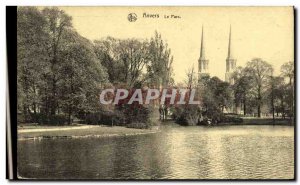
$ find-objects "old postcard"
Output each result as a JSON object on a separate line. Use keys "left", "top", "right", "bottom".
{"left": 9, "top": 6, "right": 295, "bottom": 180}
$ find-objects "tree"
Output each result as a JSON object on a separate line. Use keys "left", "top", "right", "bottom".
{"left": 17, "top": 7, "right": 109, "bottom": 125}
{"left": 17, "top": 7, "right": 49, "bottom": 122}
{"left": 172, "top": 67, "right": 201, "bottom": 126}
{"left": 40, "top": 7, "right": 72, "bottom": 115}
{"left": 118, "top": 39, "right": 151, "bottom": 87}
{"left": 184, "top": 65, "right": 198, "bottom": 89}
{"left": 94, "top": 32, "right": 174, "bottom": 89}
{"left": 94, "top": 38, "right": 151, "bottom": 87}
{"left": 232, "top": 66, "right": 254, "bottom": 115}
{"left": 207, "top": 77, "right": 232, "bottom": 112}
{"left": 58, "top": 30, "right": 108, "bottom": 124}
{"left": 281, "top": 61, "right": 294, "bottom": 119}
{"left": 268, "top": 76, "right": 287, "bottom": 120}
{"left": 268, "top": 75, "right": 280, "bottom": 122}
{"left": 187, "top": 76, "right": 233, "bottom": 124}
{"left": 244, "top": 58, "right": 273, "bottom": 117}
{"left": 94, "top": 37, "right": 127, "bottom": 84}
{"left": 147, "top": 31, "right": 174, "bottom": 88}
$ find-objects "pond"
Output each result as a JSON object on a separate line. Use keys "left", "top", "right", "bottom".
{"left": 18, "top": 125, "right": 294, "bottom": 179}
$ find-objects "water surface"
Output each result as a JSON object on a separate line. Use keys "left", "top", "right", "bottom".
{"left": 18, "top": 125, "right": 294, "bottom": 179}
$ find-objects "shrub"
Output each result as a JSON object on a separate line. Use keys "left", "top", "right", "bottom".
{"left": 84, "top": 105, "right": 154, "bottom": 129}
{"left": 49, "top": 115, "right": 68, "bottom": 125}
{"left": 31, "top": 113, "right": 67, "bottom": 125}
{"left": 17, "top": 113, "right": 25, "bottom": 123}
{"left": 222, "top": 115, "right": 243, "bottom": 123}
{"left": 126, "top": 122, "right": 150, "bottom": 129}
{"left": 85, "top": 111, "right": 125, "bottom": 126}
{"left": 173, "top": 105, "right": 243, "bottom": 126}
{"left": 85, "top": 113, "right": 101, "bottom": 125}
{"left": 116, "top": 104, "right": 154, "bottom": 128}
{"left": 172, "top": 105, "right": 200, "bottom": 126}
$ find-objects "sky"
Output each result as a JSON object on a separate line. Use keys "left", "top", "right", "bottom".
{"left": 59, "top": 6, "right": 294, "bottom": 83}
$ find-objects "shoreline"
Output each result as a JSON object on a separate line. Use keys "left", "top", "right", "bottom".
{"left": 238, "top": 118, "right": 294, "bottom": 126}
{"left": 18, "top": 125, "right": 99, "bottom": 133}
{"left": 18, "top": 125, "right": 160, "bottom": 141}
{"left": 18, "top": 131, "right": 160, "bottom": 141}
{"left": 210, "top": 123, "right": 294, "bottom": 127}
{"left": 18, "top": 118, "right": 294, "bottom": 141}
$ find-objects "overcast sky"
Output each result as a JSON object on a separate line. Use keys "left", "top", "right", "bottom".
{"left": 59, "top": 6, "right": 294, "bottom": 83}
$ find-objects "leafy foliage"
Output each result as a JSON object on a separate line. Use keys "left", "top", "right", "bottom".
{"left": 17, "top": 7, "right": 108, "bottom": 125}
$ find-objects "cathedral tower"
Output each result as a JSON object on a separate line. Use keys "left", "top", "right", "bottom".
{"left": 225, "top": 26, "right": 237, "bottom": 84}
{"left": 198, "top": 26, "right": 209, "bottom": 81}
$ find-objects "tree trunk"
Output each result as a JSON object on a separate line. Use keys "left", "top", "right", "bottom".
{"left": 23, "top": 105, "right": 28, "bottom": 123}
{"left": 257, "top": 104, "right": 261, "bottom": 118}
{"left": 243, "top": 98, "right": 246, "bottom": 116}
{"left": 257, "top": 86, "right": 261, "bottom": 118}
{"left": 33, "top": 103, "right": 37, "bottom": 114}
{"left": 272, "top": 104, "right": 275, "bottom": 125}
{"left": 281, "top": 98, "right": 285, "bottom": 119}
{"left": 32, "top": 85, "right": 37, "bottom": 115}
{"left": 68, "top": 109, "right": 72, "bottom": 125}
{"left": 50, "top": 78, "right": 56, "bottom": 115}
{"left": 271, "top": 82, "right": 275, "bottom": 124}
{"left": 289, "top": 77, "right": 293, "bottom": 122}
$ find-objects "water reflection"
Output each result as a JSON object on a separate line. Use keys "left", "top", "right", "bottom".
{"left": 18, "top": 125, "right": 294, "bottom": 179}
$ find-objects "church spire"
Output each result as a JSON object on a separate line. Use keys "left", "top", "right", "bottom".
{"left": 200, "top": 25, "right": 205, "bottom": 60}
{"left": 198, "top": 25, "right": 209, "bottom": 79}
{"left": 225, "top": 25, "right": 237, "bottom": 84}
{"left": 227, "top": 25, "right": 232, "bottom": 59}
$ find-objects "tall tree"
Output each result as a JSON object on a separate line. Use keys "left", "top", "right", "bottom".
{"left": 58, "top": 30, "right": 108, "bottom": 124}
{"left": 244, "top": 58, "right": 273, "bottom": 117}
{"left": 268, "top": 76, "right": 286, "bottom": 121}
{"left": 17, "top": 7, "right": 109, "bottom": 125}
{"left": 208, "top": 77, "right": 232, "bottom": 112}
{"left": 281, "top": 61, "right": 294, "bottom": 119}
{"left": 94, "top": 38, "right": 151, "bottom": 88}
{"left": 41, "top": 7, "right": 72, "bottom": 115}
{"left": 232, "top": 66, "right": 254, "bottom": 115}
{"left": 94, "top": 37, "right": 127, "bottom": 84}
{"left": 118, "top": 39, "right": 150, "bottom": 87}
{"left": 17, "top": 7, "right": 49, "bottom": 121}
{"left": 147, "top": 31, "right": 174, "bottom": 88}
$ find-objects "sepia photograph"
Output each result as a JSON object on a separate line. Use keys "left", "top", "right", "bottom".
{"left": 12, "top": 6, "right": 294, "bottom": 180}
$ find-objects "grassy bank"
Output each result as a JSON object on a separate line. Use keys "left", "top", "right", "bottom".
{"left": 217, "top": 117, "right": 294, "bottom": 126}
{"left": 18, "top": 125, "right": 160, "bottom": 141}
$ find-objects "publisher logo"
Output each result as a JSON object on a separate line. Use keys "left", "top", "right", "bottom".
{"left": 128, "top": 13, "right": 137, "bottom": 22}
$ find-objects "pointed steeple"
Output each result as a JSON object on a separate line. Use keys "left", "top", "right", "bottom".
{"left": 198, "top": 25, "right": 209, "bottom": 79}
{"left": 225, "top": 25, "right": 237, "bottom": 84}
{"left": 227, "top": 25, "right": 232, "bottom": 59}
{"left": 200, "top": 25, "right": 205, "bottom": 60}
